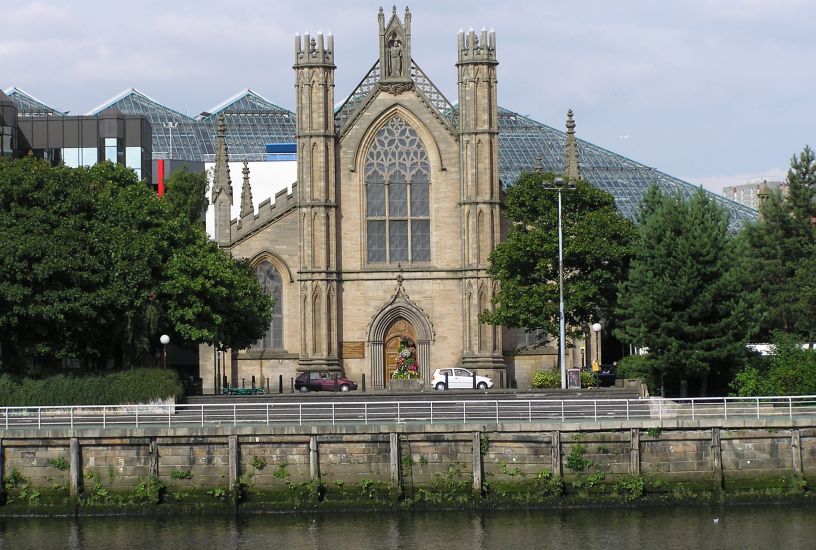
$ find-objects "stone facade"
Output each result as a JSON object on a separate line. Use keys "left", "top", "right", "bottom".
{"left": 199, "top": 8, "right": 595, "bottom": 394}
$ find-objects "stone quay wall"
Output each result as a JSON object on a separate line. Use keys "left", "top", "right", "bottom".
{"left": 1, "top": 417, "right": 814, "bottom": 502}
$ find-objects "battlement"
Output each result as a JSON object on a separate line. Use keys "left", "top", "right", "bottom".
{"left": 294, "top": 31, "right": 334, "bottom": 66}
{"left": 232, "top": 182, "right": 299, "bottom": 241}
{"left": 457, "top": 27, "right": 496, "bottom": 64}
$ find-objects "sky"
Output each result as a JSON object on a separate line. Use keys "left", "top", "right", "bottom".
{"left": 3, "top": 0, "right": 815, "bottom": 193}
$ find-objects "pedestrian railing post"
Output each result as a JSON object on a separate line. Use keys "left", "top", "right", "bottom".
{"left": 626, "top": 400, "right": 630, "bottom": 421}
{"left": 135, "top": 408, "right": 139, "bottom": 429}
{"left": 70, "top": 407, "right": 74, "bottom": 429}
{"left": 691, "top": 400, "right": 695, "bottom": 421}
{"left": 201, "top": 405, "right": 205, "bottom": 427}
{"left": 723, "top": 398, "right": 727, "bottom": 420}
{"left": 529, "top": 401, "right": 532, "bottom": 423}
{"left": 430, "top": 401, "right": 433, "bottom": 424}
{"left": 397, "top": 402, "right": 401, "bottom": 423}
{"left": 659, "top": 400, "right": 663, "bottom": 422}
{"left": 266, "top": 403, "right": 270, "bottom": 426}
{"left": 756, "top": 397, "right": 760, "bottom": 419}
{"left": 38, "top": 408, "right": 42, "bottom": 430}
{"left": 299, "top": 403, "right": 303, "bottom": 426}
{"left": 332, "top": 403, "right": 335, "bottom": 426}
{"left": 594, "top": 401, "right": 597, "bottom": 422}
{"left": 789, "top": 397, "right": 793, "bottom": 419}
{"left": 103, "top": 408, "right": 106, "bottom": 429}
{"left": 495, "top": 400, "right": 499, "bottom": 424}
{"left": 364, "top": 403, "right": 368, "bottom": 425}
{"left": 233, "top": 404, "right": 237, "bottom": 427}
{"left": 561, "top": 400, "right": 565, "bottom": 422}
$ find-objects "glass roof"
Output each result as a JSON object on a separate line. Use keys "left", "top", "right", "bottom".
{"left": 87, "top": 89, "right": 206, "bottom": 162}
{"left": 4, "top": 87, "right": 64, "bottom": 116}
{"left": 198, "top": 90, "right": 296, "bottom": 162}
{"left": 486, "top": 106, "right": 757, "bottom": 227}
{"left": 8, "top": 79, "right": 755, "bottom": 227}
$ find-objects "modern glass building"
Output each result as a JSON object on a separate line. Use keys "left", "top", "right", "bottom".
{"left": 5, "top": 84, "right": 757, "bottom": 226}
{"left": 2, "top": 87, "right": 152, "bottom": 182}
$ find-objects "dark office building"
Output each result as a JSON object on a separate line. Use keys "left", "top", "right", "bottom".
{"left": 0, "top": 88, "right": 152, "bottom": 183}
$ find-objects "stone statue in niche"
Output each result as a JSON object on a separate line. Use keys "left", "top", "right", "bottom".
{"left": 387, "top": 35, "right": 403, "bottom": 77}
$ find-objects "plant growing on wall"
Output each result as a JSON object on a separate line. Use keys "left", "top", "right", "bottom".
{"left": 391, "top": 338, "right": 420, "bottom": 379}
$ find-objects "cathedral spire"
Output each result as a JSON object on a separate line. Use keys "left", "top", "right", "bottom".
{"left": 212, "top": 114, "right": 233, "bottom": 246}
{"left": 564, "top": 109, "right": 581, "bottom": 181}
{"left": 240, "top": 160, "right": 254, "bottom": 219}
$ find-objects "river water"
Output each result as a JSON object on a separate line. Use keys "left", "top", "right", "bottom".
{"left": 1, "top": 505, "right": 814, "bottom": 550}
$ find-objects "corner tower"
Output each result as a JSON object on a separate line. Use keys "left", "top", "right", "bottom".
{"left": 294, "top": 31, "right": 340, "bottom": 371}
{"left": 457, "top": 28, "right": 504, "bottom": 374}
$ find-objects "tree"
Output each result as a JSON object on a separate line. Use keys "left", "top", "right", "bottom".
{"left": 614, "top": 186, "right": 756, "bottom": 396}
{"left": 731, "top": 332, "right": 816, "bottom": 396}
{"left": 743, "top": 145, "right": 816, "bottom": 339}
{"left": 481, "top": 171, "right": 635, "bottom": 349}
{"left": 0, "top": 156, "right": 271, "bottom": 373}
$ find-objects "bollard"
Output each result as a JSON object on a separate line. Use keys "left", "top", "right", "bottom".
{"left": 445, "top": 372, "right": 449, "bottom": 390}
{"left": 472, "top": 372, "right": 477, "bottom": 389}
{"left": 279, "top": 374, "right": 283, "bottom": 394}
{"left": 242, "top": 378, "right": 245, "bottom": 389}
{"left": 267, "top": 377, "right": 271, "bottom": 394}
{"left": 251, "top": 375, "right": 256, "bottom": 390}
{"left": 291, "top": 377, "right": 295, "bottom": 393}
{"left": 223, "top": 375, "right": 228, "bottom": 391}
{"left": 362, "top": 373, "right": 366, "bottom": 392}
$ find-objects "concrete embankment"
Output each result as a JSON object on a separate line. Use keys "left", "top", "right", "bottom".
{"left": 1, "top": 417, "right": 814, "bottom": 513}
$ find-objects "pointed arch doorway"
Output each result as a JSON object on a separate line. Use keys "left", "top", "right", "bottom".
{"left": 383, "top": 318, "right": 417, "bottom": 381}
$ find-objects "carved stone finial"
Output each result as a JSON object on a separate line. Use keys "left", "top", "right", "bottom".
{"left": 564, "top": 109, "right": 581, "bottom": 181}
{"left": 240, "top": 159, "right": 254, "bottom": 219}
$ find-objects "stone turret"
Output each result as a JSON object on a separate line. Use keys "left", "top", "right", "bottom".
{"left": 211, "top": 114, "right": 233, "bottom": 247}
{"left": 564, "top": 109, "right": 581, "bottom": 181}
{"left": 457, "top": 24, "right": 503, "bottom": 375}
{"left": 294, "top": 29, "right": 339, "bottom": 371}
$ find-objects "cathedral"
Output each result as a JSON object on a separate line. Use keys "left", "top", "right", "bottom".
{"left": 201, "top": 7, "right": 560, "bottom": 392}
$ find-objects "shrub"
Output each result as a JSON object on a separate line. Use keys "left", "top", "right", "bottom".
{"left": 531, "top": 370, "right": 561, "bottom": 389}
{"left": 732, "top": 332, "right": 816, "bottom": 396}
{"left": 0, "top": 368, "right": 184, "bottom": 406}
{"left": 615, "top": 355, "right": 658, "bottom": 394}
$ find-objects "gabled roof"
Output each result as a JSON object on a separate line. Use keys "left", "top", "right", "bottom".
{"left": 3, "top": 87, "right": 64, "bottom": 116}
{"left": 197, "top": 90, "right": 297, "bottom": 162}
{"left": 86, "top": 88, "right": 194, "bottom": 119}
{"left": 199, "top": 89, "right": 293, "bottom": 120}
{"left": 334, "top": 59, "right": 455, "bottom": 134}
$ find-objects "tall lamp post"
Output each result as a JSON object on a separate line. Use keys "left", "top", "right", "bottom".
{"left": 543, "top": 176, "right": 575, "bottom": 389}
{"left": 591, "top": 322, "right": 602, "bottom": 387}
{"left": 159, "top": 334, "right": 170, "bottom": 369}
{"left": 162, "top": 122, "right": 178, "bottom": 161}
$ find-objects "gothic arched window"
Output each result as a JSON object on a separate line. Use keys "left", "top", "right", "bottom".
{"left": 252, "top": 261, "right": 283, "bottom": 350}
{"left": 365, "top": 116, "right": 431, "bottom": 264}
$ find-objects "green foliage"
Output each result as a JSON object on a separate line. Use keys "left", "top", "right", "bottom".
{"left": 531, "top": 370, "right": 561, "bottom": 388}
{"left": 482, "top": 171, "right": 635, "bottom": 349}
{"left": 170, "top": 469, "right": 192, "bottom": 480}
{"left": 272, "top": 461, "right": 290, "bottom": 480}
{"left": 131, "top": 476, "right": 165, "bottom": 505}
{"left": 615, "top": 186, "right": 756, "bottom": 396}
{"left": 49, "top": 456, "right": 69, "bottom": 471}
{"left": 0, "top": 368, "right": 183, "bottom": 406}
{"left": 646, "top": 428, "right": 662, "bottom": 438}
{"left": 731, "top": 332, "right": 816, "bottom": 396}
{"left": 3, "top": 469, "right": 41, "bottom": 505}
{"left": 416, "top": 465, "right": 470, "bottom": 505}
{"left": 249, "top": 456, "right": 267, "bottom": 471}
{"left": 580, "top": 371, "right": 595, "bottom": 388}
{"left": 206, "top": 487, "right": 228, "bottom": 502}
{"left": 480, "top": 434, "right": 489, "bottom": 455}
{"left": 534, "top": 469, "right": 564, "bottom": 496}
{"left": 0, "top": 157, "right": 272, "bottom": 373}
{"left": 742, "top": 146, "right": 816, "bottom": 340}
{"left": 566, "top": 444, "right": 593, "bottom": 473}
{"left": 613, "top": 475, "right": 645, "bottom": 501}
{"left": 162, "top": 169, "right": 208, "bottom": 224}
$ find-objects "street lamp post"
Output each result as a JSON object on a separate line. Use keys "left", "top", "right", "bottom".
{"left": 543, "top": 176, "right": 575, "bottom": 389}
{"left": 162, "top": 122, "right": 178, "bottom": 161}
{"left": 591, "top": 322, "right": 602, "bottom": 387}
{"left": 159, "top": 334, "right": 170, "bottom": 369}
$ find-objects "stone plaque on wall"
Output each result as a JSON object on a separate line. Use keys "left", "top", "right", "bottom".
{"left": 341, "top": 341, "right": 365, "bottom": 359}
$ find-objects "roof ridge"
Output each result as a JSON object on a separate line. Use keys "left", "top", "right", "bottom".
{"left": 85, "top": 88, "right": 194, "bottom": 119}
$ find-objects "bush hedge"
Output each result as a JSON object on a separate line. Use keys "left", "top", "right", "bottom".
{"left": 531, "top": 369, "right": 596, "bottom": 389}
{"left": 0, "top": 368, "right": 184, "bottom": 406}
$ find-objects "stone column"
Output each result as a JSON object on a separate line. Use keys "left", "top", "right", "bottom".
{"left": 630, "top": 429, "right": 641, "bottom": 475}
{"left": 472, "top": 432, "right": 483, "bottom": 494}
{"left": 69, "top": 437, "right": 82, "bottom": 498}
{"left": 149, "top": 438, "right": 159, "bottom": 478}
{"left": 711, "top": 428, "right": 724, "bottom": 490}
{"left": 389, "top": 433, "right": 401, "bottom": 488}
{"left": 791, "top": 429, "right": 804, "bottom": 480}
{"left": 309, "top": 436, "right": 320, "bottom": 481}
{"left": 551, "top": 431, "right": 562, "bottom": 479}
{"left": 228, "top": 435, "right": 239, "bottom": 488}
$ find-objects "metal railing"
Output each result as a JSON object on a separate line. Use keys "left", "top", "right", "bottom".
{"left": 1, "top": 396, "right": 816, "bottom": 432}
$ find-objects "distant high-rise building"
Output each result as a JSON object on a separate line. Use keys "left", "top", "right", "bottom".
{"left": 723, "top": 179, "right": 787, "bottom": 210}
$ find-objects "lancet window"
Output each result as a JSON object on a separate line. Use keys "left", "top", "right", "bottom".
{"left": 365, "top": 115, "right": 431, "bottom": 264}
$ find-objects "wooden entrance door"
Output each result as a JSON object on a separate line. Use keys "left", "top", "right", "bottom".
{"left": 383, "top": 318, "right": 417, "bottom": 381}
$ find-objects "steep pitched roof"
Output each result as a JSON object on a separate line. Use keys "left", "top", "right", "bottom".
{"left": 4, "top": 87, "right": 64, "bottom": 116}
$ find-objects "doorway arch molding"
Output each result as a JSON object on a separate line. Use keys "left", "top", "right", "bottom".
{"left": 367, "top": 276, "right": 435, "bottom": 388}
